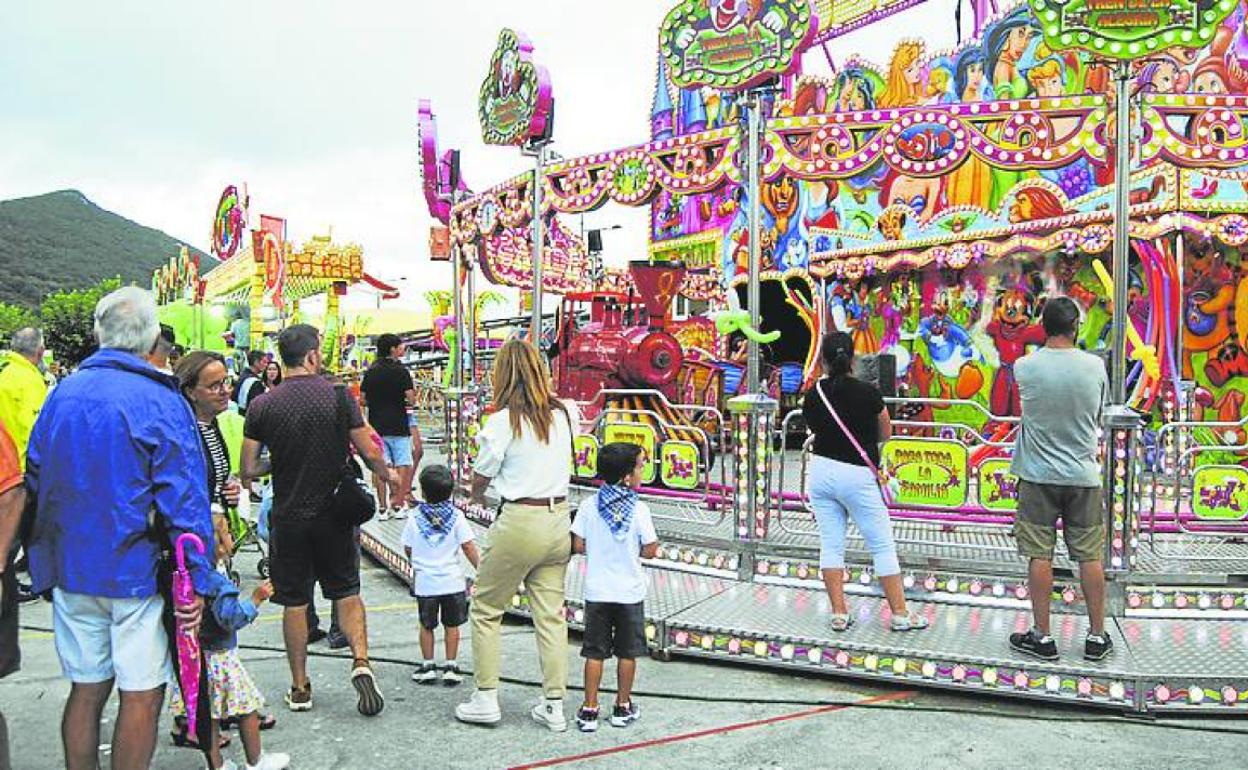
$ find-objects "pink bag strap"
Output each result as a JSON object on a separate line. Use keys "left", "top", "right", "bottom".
{"left": 813, "top": 380, "right": 879, "bottom": 475}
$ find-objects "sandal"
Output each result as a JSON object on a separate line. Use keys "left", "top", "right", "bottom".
{"left": 219, "top": 713, "right": 276, "bottom": 731}
{"left": 170, "top": 725, "right": 231, "bottom": 751}
{"left": 830, "top": 613, "right": 854, "bottom": 632}
{"left": 890, "top": 612, "right": 930, "bottom": 632}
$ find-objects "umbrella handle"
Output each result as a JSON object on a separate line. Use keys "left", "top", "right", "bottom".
{"left": 174, "top": 532, "right": 206, "bottom": 574}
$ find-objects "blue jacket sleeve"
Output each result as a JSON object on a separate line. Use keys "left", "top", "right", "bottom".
{"left": 202, "top": 570, "right": 258, "bottom": 631}
{"left": 150, "top": 397, "right": 217, "bottom": 595}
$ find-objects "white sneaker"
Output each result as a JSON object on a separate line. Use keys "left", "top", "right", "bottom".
{"left": 455, "top": 689, "right": 501, "bottom": 725}
{"left": 441, "top": 664, "right": 464, "bottom": 686}
{"left": 377, "top": 509, "right": 391, "bottom": 521}
{"left": 412, "top": 662, "right": 439, "bottom": 684}
{"left": 391, "top": 506, "right": 409, "bottom": 520}
{"left": 246, "top": 753, "right": 291, "bottom": 770}
{"left": 530, "top": 698, "right": 567, "bottom": 732}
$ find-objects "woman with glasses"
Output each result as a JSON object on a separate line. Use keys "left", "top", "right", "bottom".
{"left": 172, "top": 351, "right": 278, "bottom": 749}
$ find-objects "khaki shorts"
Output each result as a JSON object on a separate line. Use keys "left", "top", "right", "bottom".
{"left": 1014, "top": 480, "right": 1105, "bottom": 563}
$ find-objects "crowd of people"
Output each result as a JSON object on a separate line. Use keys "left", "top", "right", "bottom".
{"left": 0, "top": 284, "right": 1113, "bottom": 768}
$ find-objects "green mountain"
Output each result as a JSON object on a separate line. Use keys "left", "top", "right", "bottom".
{"left": 0, "top": 189, "right": 212, "bottom": 308}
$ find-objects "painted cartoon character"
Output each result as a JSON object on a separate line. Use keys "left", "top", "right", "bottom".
{"left": 846, "top": 283, "right": 879, "bottom": 355}
{"left": 1008, "top": 186, "right": 1066, "bottom": 224}
{"left": 1183, "top": 244, "right": 1235, "bottom": 379}
{"left": 985, "top": 288, "right": 1047, "bottom": 416}
{"left": 882, "top": 171, "right": 942, "bottom": 224}
{"left": 1205, "top": 257, "right": 1248, "bottom": 387}
{"left": 918, "top": 303, "right": 984, "bottom": 399}
{"left": 676, "top": 0, "right": 785, "bottom": 47}
{"left": 495, "top": 48, "right": 521, "bottom": 99}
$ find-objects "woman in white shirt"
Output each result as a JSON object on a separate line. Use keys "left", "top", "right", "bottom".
{"left": 455, "top": 339, "right": 580, "bottom": 732}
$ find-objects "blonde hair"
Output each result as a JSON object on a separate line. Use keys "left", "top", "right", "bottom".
{"left": 879, "top": 42, "right": 923, "bottom": 108}
{"left": 491, "top": 338, "right": 565, "bottom": 443}
{"left": 1026, "top": 59, "right": 1063, "bottom": 89}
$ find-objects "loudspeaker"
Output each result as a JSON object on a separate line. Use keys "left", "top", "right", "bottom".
{"left": 854, "top": 354, "right": 897, "bottom": 398}
{"left": 448, "top": 150, "right": 461, "bottom": 190}
{"left": 587, "top": 229, "right": 603, "bottom": 253}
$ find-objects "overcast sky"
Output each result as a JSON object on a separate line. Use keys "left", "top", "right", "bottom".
{"left": 1, "top": 0, "right": 963, "bottom": 306}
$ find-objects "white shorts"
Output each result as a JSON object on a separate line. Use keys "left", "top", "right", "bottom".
{"left": 52, "top": 589, "right": 174, "bottom": 691}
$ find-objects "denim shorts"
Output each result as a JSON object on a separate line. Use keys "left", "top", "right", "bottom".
{"left": 381, "top": 435, "right": 414, "bottom": 467}
{"left": 52, "top": 589, "right": 173, "bottom": 690}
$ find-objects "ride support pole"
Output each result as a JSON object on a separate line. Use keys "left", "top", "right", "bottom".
{"left": 525, "top": 140, "right": 549, "bottom": 344}
{"left": 1110, "top": 60, "right": 1132, "bottom": 405}
{"left": 745, "top": 90, "right": 763, "bottom": 395}
{"left": 451, "top": 240, "right": 465, "bottom": 391}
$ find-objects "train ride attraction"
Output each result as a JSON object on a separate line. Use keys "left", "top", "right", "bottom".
{"left": 360, "top": 0, "right": 1248, "bottom": 713}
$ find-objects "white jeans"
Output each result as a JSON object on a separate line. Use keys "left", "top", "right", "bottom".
{"left": 52, "top": 589, "right": 173, "bottom": 690}
{"left": 807, "top": 455, "right": 901, "bottom": 576}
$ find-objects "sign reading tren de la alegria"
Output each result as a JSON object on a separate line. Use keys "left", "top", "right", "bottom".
{"left": 478, "top": 28, "right": 553, "bottom": 146}
{"left": 659, "top": 0, "right": 818, "bottom": 91}
{"left": 1027, "top": 0, "right": 1237, "bottom": 59}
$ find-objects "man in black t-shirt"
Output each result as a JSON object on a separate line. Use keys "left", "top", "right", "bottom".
{"left": 241, "top": 324, "right": 392, "bottom": 718}
{"left": 233, "top": 349, "right": 268, "bottom": 415}
{"left": 361, "top": 334, "right": 417, "bottom": 520}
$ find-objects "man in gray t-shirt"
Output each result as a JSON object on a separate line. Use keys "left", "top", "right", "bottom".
{"left": 1008, "top": 297, "right": 1113, "bottom": 663}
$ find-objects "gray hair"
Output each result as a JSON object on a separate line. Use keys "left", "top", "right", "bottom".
{"left": 10, "top": 327, "right": 43, "bottom": 357}
{"left": 94, "top": 286, "right": 160, "bottom": 354}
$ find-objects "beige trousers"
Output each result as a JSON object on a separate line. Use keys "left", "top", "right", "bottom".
{"left": 470, "top": 501, "right": 571, "bottom": 698}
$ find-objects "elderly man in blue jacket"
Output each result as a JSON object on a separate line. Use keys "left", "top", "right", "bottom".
{"left": 25, "top": 286, "right": 216, "bottom": 770}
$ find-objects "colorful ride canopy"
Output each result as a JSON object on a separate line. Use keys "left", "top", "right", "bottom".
{"left": 450, "top": 2, "right": 1248, "bottom": 435}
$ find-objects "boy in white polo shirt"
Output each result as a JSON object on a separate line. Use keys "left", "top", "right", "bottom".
{"left": 571, "top": 442, "right": 658, "bottom": 732}
{"left": 402, "top": 465, "right": 480, "bottom": 685}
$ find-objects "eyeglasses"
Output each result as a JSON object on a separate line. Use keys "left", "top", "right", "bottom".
{"left": 199, "top": 379, "right": 229, "bottom": 393}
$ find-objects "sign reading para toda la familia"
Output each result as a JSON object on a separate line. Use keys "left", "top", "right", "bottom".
{"left": 1027, "top": 0, "right": 1237, "bottom": 59}
{"left": 478, "top": 28, "right": 553, "bottom": 146}
{"left": 659, "top": 0, "right": 818, "bottom": 90}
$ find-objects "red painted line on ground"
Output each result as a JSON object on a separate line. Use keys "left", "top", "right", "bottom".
{"left": 509, "top": 690, "right": 917, "bottom": 769}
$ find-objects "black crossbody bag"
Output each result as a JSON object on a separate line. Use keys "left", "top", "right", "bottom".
{"left": 331, "top": 385, "right": 376, "bottom": 526}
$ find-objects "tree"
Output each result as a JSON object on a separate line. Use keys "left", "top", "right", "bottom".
{"left": 0, "top": 302, "right": 37, "bottom": 349}
{"left": 40, "top": 277, "right": 122, "bottom": 367}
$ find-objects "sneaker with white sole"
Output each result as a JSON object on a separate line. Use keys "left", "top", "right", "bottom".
{"left": 351, "top": 661, "right": 385, "bottom": 716}
{"left": 391, "top": 506, "right": 409, "bottom": 520}
{"left": 530, "top": 698, "right": 567, "bottom": 732}
{"left": 411, "top": 662, "right": 438, "bottom": 684}
{"left": 377, "top": 509, "right": 392, "bottom": 522}
{"left": 455, "top": 689, "right": 501, "bottom": 725}
{"left": 283, "top": 684, "right": 312, "bottom": 712}
{"left": 610, "top": 701, "right": 640, "bottom": 728}
{"left": 575, "top": 705, "right": 599, "bottom": 733}
{"left": 441, "top": 664, "right": 464, "bottom": 686}
{"left": 245, "top": 752, "right": 291, "bottom": 770}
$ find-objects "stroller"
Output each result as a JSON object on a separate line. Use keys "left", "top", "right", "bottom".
{"left": 222, "top": 483, "right": 270, "bottom": 584}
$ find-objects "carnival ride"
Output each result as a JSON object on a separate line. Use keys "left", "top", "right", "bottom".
{"left": 153, "top": 188, "right": 400, "bottom": 369}
{"left": 360, "top": 0, "right": 1248, "bottom": 714}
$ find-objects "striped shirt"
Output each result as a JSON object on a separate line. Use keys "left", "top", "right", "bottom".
{"left": 197, "top": 419, "right": 230, "bottom": 508}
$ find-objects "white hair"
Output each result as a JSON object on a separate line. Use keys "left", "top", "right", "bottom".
{"left": 94, "top": 286, "right": 160, "bottom": 355}
{"left": 10, "top": 327, "right": 43, "bottom": 357}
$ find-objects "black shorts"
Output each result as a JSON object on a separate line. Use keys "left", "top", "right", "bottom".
{"left": 417, "top": 591, "right": 469, "bottom": 630}
{"left": 269, "top": 513, "right": 361, "bottom": 607}
{"left": 581, "top": 601, "right": 646, "bottom": 660}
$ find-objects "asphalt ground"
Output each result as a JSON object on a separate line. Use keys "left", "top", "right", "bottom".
{"left": 3, "top": 551, "right": 1246, "bottom": 769}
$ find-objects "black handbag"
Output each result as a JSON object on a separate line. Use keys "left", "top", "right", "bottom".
{"left": 331, "top": 385, "right": 375, "bottom": 527}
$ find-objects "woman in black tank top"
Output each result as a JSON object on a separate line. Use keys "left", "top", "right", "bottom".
{"left": 802, "top": 332, "right": 928, "bottom": 633}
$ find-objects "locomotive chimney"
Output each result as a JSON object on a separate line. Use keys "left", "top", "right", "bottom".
{"left": 629, "top": 260, "right": 686, "bottom": 330}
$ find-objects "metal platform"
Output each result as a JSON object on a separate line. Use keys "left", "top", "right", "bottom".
{"left": 359, "top": 513, "right": 1248, "bottom": 714}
